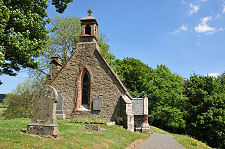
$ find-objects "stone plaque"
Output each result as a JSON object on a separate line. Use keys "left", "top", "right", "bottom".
{"left": 27, "top": 85, "right": 59, "bottom": 137}
{"left": 132, "top": 100, "right": 144, "bottom": 115}
{"left": 93, "top": 99, "right": 101, "bottom": 111}
{"left": 56, "top": 94, "right": 63, "bottom": 114}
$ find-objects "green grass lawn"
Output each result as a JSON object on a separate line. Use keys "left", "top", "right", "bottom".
{"left": 150, "top": 126, "right": 212, "bottom": 149}
{"left": 0, "top": 118, "right": 148, "bottom": 149}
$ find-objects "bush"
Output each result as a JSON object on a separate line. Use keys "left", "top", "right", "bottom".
{"left": 2, "top": 79, "right": 37, "bottom": 119}
{"left": 151, "top": 106, "right": 186, "bottom": 133}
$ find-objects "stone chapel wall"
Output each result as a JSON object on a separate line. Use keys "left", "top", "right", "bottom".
{"left": 50, "top": 41, "right": 126, "bottom": 121}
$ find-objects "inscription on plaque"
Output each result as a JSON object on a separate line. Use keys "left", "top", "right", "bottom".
{"left": 93, "top": 99, "right": 101, "bottom": 111}
{"left": 132, "top": 100, "right": 144, "bottom": 115}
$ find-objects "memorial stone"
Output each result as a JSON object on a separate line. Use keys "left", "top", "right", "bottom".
{"left": 27, "top": 85, "right": 59, "bottom": 137}
{"left": 56, "top": 93, "right": 65, "bottom": 119}
{"left": 93, "top": 98, "right": 101, "bottom": 111}
{"left": 132, "top": 99, "right": 144, "bottom": 115}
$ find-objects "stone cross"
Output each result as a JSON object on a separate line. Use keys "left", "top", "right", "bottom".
{"left": 88, "top": 8, "right": 93, "bottom": 16}
{"left": 27, "top": 85, "right": 59, "bottom": 137}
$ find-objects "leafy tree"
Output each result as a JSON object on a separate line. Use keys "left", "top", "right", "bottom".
{"left": 149, "top": 65, "right": 187, "bottom": 132}
{"left": 185, "top": 74, "right": 225, "bottom": 148}
{"left": 0, "top": 0, "right": 73, "bottom": 84}
{"left": 113, "top": 58, "right": 153, "bottom": 97}
{"left": 29, "top": 16, "right": 81, "bottom": 81}
{"left": 219, "top": 72, "right": 225, "bottom": 85}
{"left": 2, "top": 79, "right": 39, "bottom": 119}
{"left": 97, "top": 32, "right": 115, "bottom": 65}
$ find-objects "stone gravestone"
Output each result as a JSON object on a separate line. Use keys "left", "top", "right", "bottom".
{"left": 56, "top": 93, "right": 65, "bottom": 119}
{"left": 27, "top": 85, "right": 59, "bottom": 137}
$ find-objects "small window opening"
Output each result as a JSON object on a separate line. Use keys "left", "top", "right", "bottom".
{"left": 82, "top": 72, "right": 90, "bottom": 108}
{"left": 85, "top": 25, "right": 91, "bottom": 35}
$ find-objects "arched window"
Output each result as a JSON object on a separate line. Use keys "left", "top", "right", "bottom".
{"left": 85, "top": 25, "right": 91, "bottom": 35}
{"left": 81, "top": 71, "right": 90, "bottom": 109}
{"left": 76, "top": 66, "right": 92, "bottom": 111}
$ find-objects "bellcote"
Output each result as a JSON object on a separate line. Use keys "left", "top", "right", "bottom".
{"left": 80, "top": 9, "right": 98, "bottom": 42}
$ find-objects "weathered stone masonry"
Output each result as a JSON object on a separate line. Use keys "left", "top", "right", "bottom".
{"left": 49, "top": 41, "right": 126, "bottom": 121}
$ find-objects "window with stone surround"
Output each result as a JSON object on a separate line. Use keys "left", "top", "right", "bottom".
{"left": 76, "top": 67, "right": 92, "bottom": 111}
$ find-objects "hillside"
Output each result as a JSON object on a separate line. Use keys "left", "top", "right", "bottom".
{"left": 0, "top": 118, "right": 148, "bottom": 149}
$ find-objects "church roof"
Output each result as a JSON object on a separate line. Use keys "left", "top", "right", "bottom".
{"left": 81, "top": 16, "right": 96, "bottom": 21}
{"left": 80, "top": 16, "right": 98, "bottom": 26}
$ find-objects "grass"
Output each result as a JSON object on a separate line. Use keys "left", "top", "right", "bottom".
{"left": 67, "top": 117, "right": 110, "bottom": 123}
{"left": 0, "top": 118, "right": 148, "bottom": 149}
{"left": 150, "top": 126, "right": 212, "bottom": 149}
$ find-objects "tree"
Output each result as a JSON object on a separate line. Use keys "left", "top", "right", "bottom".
{"left": 0, "top": 0, "right": 73, "bottom": 84}
{"left": 185, "top": 74, "right": 225, "bottom": 148}
{"left": 148, "top": 65, "right": 187, "bottom": 132}
{"left": 29, "top": 16, "right": 81, "bottom": 81}
{"left": 2, "top": 79, "right": 39, "bottom": 119}
{"left": 219, "top": 72, "right": 225, "bottom": 84}
{"left": 29, "top": 16, "right": 115, "bottom": 82}
{"left": 113, "top": 58, "right": 153, "bottom": 97}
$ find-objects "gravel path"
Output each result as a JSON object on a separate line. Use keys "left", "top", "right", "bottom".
{"left": 135, "top": 133, "right": 184, "bottom": 149}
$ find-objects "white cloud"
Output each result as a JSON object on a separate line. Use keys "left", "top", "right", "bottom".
{"left": 218, "top": 27, "right": 224, "bottom": 31}
{"left": 195, "top": 24, "right": 216, "bottom": 33}
{"left": 172, "top": 25, "right": 188, "bottom": 34}
{"left": 199, "top": 0, "right": 207, "bottom": 2}
{"left": 201, "top": 16, "right": 211, "bottom": 24}
{"left": 189, "top": 3, "right": 200, "bottom": 15}
{"left": 195, "top": 16, "right": 217, "bottom": 34}
{"left": 223, "top": 4, "right": 225, "bottom": 13}
{"left": 205, "top": 73, "right": 220, "bottom": 77}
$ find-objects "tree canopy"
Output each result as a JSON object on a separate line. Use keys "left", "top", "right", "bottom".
{"left": 0, "top": 0, "right": 73, "bottom": 84}
{"left": 185, "top": 74, "right": 225, "bottom": 148}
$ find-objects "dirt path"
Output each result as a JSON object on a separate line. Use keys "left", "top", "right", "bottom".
{"left": 134, "top": 133, "right": 184, "bottom": 149}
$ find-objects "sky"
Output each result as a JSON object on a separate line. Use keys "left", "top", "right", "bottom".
{"left": 1, "top": 0, "right": 225, "bottom": 93}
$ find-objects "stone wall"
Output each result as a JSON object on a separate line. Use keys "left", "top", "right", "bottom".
{"left": 49, "top": 41, "right": 126, "bottom": 121}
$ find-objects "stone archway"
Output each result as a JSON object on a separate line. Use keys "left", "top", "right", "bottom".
{"left": 76, "top": 66, "right": 93, "bottom": 111}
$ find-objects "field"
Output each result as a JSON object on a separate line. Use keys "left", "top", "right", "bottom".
{"left": 0, "top": 118, "right": 148, "bottom": 149}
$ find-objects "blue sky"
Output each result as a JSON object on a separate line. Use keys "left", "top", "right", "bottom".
{"left": 1, "top": 0, "right": 225, "bottom": 93}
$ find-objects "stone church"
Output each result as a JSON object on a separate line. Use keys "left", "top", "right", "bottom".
{"left": 46, "top": 9, "right": 149, "bottom": 133}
